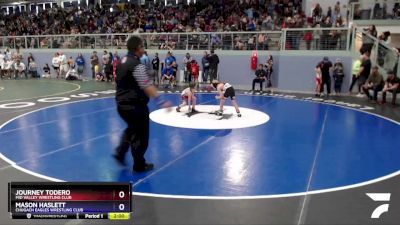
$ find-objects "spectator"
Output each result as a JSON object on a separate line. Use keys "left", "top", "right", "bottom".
{"left": 190, "top": 59, "right": 200, "bottom": 87}
{"left": 202, "top": 51, "right": 210, "bottom": 83}
{"left": 13, "top": 59, "right": 26, "bottom": 79}
{"left": 315, "top": 64, "right": 323, "bottom": 96}
{"left": 52, "top": 53, "right": 60, "bottom": 78}
{"left": 357, "top": 52, "right": 372, "bottom": 97}
{"left": 151, "top": 53, "right": 160, "bottom": 84}
{"left": 312, "top": 4, "right": 323, "bottom": 23}
{"left": 208, "top": 49, "right": 220, "bottom": 82}
{"left": 313, "top": 24, "right": 322, "bottom": 50}
{"left": 378, "top": 31, "right": 391, "bottom": 45}
{"left": 65, "top": 67, "right": 79, "bottom": 81}
{"left": 211, "top": 34, "right": 222, "bottom": 49}
{"left": 42, "top": 63, "right": 51, "bottom": 78}
{"left": 318, "top": 56, "right": 333, "bottom": 96}
{"left": 183, "top": 53, "right": 193, "bottom": 83}
{"left": 140, "top": 51, "right": 151, "bottom": 70}
{"left": 332, "top": 1, "right": 341, "bottom": 25}
{"left": 320, "top": 17, "right": 333, "bottom": 50}
{"left": 68, "top": 56, "right": 75, "bottom": 70}
{"left": 4, "top": 48, "right": 11, "bottom": 61}
{"left": 332, "top": 58, "right": 345, "bottom": 95}
{"left": 252, "top": 64, "right": 267, "bottom": 92}
{"left": 164, "top": 51, "right": 175, "bottom": 68}
{"left": 258, "top": 33, "right": 268, "bottom": 50}
{"left": 361, "top": 25, "right": 377, "bottom": 54}
{"left": 362, "top": 66, "right": 384, "bottom": 103}
{"left": 113, "top": 52, "right": 121, "bottom": 82}
{"left": 102, "top": 50, "right": 109, "bottom": 65}
{"left": 2, "top": 59, "right": 12, "bottom": 79}
{"left": 104, "top": 57, "right": 113, "bottom": 82}
{"left": 0, "top": 51, "right": 4, "bottom": 79}
{"left": 381, "top": 70, "right": 400, "bottom": 106}
{"left": 349, "top": 56, "right": 363, "bottom": 94}
{"left": 28, "top": 58, "right": 39, "bottom": 78}
{"left": 304, "top": 25, "right": 313, "bottom": 50}
{"left": 27, "top": 53, "right": 35, "bottom": 64}
{"left": 59, "top": 52, "right": 68, "bottom": 79}
{"left": 75, "top": 53, "right": 85, "bottom": 79}
{"left": 161, "top": 67, "right": 175, "bottom": 89}
{"left": 265, "top": 55, "right": 274, "bottom": 88}
{"left": 90, "top": 51, "right": 99, "bottom": 79}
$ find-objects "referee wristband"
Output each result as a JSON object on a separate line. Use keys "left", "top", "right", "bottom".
{"left": 155, "top": 95, "right": 167, "bottom": 107}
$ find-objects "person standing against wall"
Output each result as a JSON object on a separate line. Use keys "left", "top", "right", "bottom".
{"left": 59, "top": 52, "right": 68, "bottom": 79}
{"left": 332, "top": 58, "right": 345, "bottom": 95}
{"left": 52, "top": 53, "right": 60, "bottom": 78}
{"left": 151, "top": 53, "right": 160, "bottom": 85}
{"left": 90, "top": 51, "right": 99, "bottom": 79}
{"left": 75, "top": 53, "right": 85, "bottom": 80}
{"left": 349, "top": 56, "right": 363, "bottom": 94}
{"left": 265, "top": 55, "right": 274, "bottom": 89}
{"left": 208, "top": 49, "right": 220, "bottom": 82}
{"left": 113, "top": 52, "right": 121, "bottom": 82}
{"left": 202, "top": 51, "right": 210, "bottom": 83}
{"left": 318, "top": 56, "right": 333, "bottom": 97}
{"left": 356, "top": 52, "right": 372, "bottom": 97}
{"left": 183, "top": 53, "right": 193, "bottom": 83}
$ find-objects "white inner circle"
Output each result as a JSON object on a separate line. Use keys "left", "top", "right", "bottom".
{"left": 150, "top": 105, "right": 270, "bottom": 130}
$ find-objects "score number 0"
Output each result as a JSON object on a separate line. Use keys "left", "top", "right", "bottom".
{"left": 118, "top": 191, "right": 126, "bottom": 211}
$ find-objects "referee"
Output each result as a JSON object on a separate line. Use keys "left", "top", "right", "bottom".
{"left": 113, "top": 36, "right": 171, "bottom": 173}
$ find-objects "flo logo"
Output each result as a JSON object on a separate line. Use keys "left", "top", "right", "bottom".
{"left": 366, "top": 193, "right": 391, "bottom": 219}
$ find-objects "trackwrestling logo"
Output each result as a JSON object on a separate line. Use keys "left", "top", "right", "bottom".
{"left": 366, "top": 193, "right": 391, "bottom": 219}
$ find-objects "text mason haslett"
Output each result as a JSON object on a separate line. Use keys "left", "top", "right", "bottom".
{"left": 15, "top": 190, "right": 71, "bottom": 196}
{"left": 15, "top": 202, "right": 67, "bottom": 208}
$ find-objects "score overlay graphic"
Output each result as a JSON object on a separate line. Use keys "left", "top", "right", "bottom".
{"left": 8, "top": 182, "right": 131, "bottom": 220}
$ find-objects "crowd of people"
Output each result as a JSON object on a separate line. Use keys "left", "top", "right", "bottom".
{"left": 315, "top": 52, "right": 399, "bottom": 106}
{"left": 0, "top": 47, "right": 39, "bottom": 79}
{"left": 0, "top": 0, "right": 352, "bottom": 51}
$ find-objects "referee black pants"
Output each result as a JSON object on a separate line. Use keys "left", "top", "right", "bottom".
{"left": 116, "top": 105, "right": 149, "bottom": 170}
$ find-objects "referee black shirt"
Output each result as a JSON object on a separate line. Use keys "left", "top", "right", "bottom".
{"left": 116, "top": 53, "right": 153, "bottom": 109}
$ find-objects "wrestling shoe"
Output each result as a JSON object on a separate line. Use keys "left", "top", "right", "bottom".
{"left": 237, "top": 113, "right": 242, "bottom": 117}
{"left": 133, "top": 163, "right": 154, "bottom": 173}
{"left": 176, "top": 107, "right": 181, "bottom": 112}
{"left": 112, "top": 153, "right": 126, "bottom": 166}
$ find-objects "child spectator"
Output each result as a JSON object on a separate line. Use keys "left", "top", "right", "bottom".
{"left": 190, "top": 59, "right": 200, "bottom": 87}
{"left": 332, "top": 58, "right": 345, "bottom": 95}
{"left": 315, "top": 64, "right": 322, "bottom": 97}
{"left": 113, "top": 52, "right": 121, "bottom": 82}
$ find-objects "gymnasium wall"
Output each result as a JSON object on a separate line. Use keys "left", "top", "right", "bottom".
{"left": 21, "top": 49, "right": 353, "bottom": 93}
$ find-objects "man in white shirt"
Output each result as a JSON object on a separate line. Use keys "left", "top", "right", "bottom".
{"left": 2, "top": 59, "right": 12, "bottom": 79}
{"left": 14, "top": 59, "right": 26, "bottom": 79}
{"left": 59, "top": 52, "right": 68, "bottom": 78}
